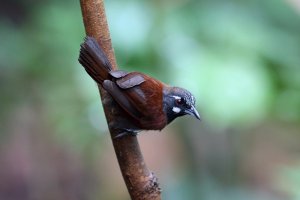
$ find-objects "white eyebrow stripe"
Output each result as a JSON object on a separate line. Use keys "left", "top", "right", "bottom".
{"left": 172, "top": 96, "right": 181, "bottom": 100}
{"left": 172, "top": 107, "right": 181, "bottom": 113}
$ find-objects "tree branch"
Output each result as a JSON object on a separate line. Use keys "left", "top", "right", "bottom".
{"left": 79, "top": 0, "right": 161, "bottom": 199}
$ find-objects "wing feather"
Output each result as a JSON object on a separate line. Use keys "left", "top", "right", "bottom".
{"left": 116, "top": 73, "right": 145, "bottom": 89}
{"left": 103, "top": 72, "right": 167, "bottom": 130}
{"left": 109, "top": 70, "right": 129, "bottom": 78}
{"left": 103, "top": 80, "right": 143, "bottom": 120}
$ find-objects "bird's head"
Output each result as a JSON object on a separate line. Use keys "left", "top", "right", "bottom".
{"left": 163, "top": 87, "right": 200, "bottom": 124}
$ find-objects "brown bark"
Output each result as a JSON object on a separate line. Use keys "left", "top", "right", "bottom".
{"left": 79, "top": 0, "right": 162, "bottom": 199}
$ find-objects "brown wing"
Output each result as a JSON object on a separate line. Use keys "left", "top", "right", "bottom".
{"left": 109, "top": 70, "right": 129, "bottom": 79}
{"left": 103, "top": 80, "right": 143, "bottom": 119}
{"left": 116, "top": 73, "right": 145, "bottom": 89}
{"left": 103, "top": 72, "right": 167, "bottom": 130}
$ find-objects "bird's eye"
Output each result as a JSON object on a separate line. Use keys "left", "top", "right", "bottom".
{"left": 176, "top": 98, "right": 184, "bottom": 105}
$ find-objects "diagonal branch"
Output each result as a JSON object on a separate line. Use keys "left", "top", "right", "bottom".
{"left": 79, "top": 0, "right": 162, "bottom": 199}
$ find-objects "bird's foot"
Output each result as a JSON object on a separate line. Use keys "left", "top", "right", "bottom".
{"left": 108, "top": 121, "right": 140, "bottom": 139}
{"left": 114, "top": 128, "right": 140, "bottom": 139}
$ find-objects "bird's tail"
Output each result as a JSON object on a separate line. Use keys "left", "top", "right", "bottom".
{"left": 78, "top": 36, "right": 112, "bottom": 84}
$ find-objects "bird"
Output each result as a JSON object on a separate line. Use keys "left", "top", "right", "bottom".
{"left": 78, "top": 36, "right": 200, "bottom": 138}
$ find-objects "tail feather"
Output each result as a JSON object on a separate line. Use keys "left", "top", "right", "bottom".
{"left": 78, "top": 36, "right": 112, "bottom": 84}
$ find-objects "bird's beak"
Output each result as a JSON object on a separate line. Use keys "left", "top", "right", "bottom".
{"left": 185, "top": 106, "right": 201, "bottom": 120}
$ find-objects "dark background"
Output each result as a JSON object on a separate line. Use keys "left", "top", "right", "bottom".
{"left": 1, "top": 0, "right": 300, "bottom": 199}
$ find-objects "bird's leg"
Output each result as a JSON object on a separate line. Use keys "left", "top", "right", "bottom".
{"left": 114, "top": 128, "right": 140, "bottom": 139}
{"left": 108, "top": 121, "right": 140, "bottom": 139}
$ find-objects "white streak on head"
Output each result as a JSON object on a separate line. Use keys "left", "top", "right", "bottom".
{"left": 172, "top": 107, "right": 181, "bottom": 113}
{"left": 172, "top": 96, "right": 181, "bottom": 100}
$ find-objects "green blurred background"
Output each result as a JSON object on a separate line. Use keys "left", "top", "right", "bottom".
{"left": 1, "top": 0, "right": 300, "bottom": 199}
